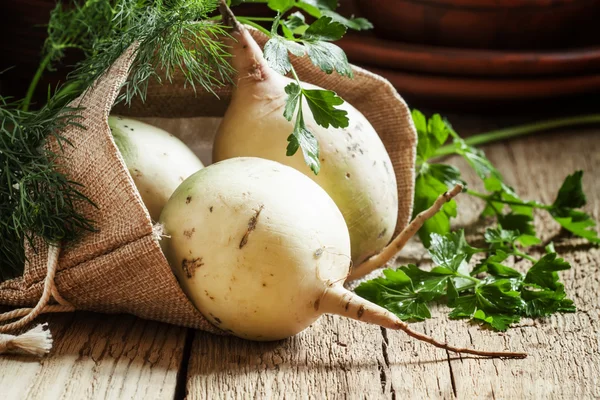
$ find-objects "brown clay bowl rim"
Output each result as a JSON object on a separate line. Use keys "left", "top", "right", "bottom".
{"left": 365, "top": 65, "right": 600, "bottom": 101}
{"left": 356, "top": 0, "right": 591, "bottom": 10}
{"left": 338, "top": 34, "right": 600, "bottom": 76}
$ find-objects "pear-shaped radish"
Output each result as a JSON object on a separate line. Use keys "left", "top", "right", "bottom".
{"left": 212, "top": 7, "right": 397, "bottom": 265}
{"left": 109, "top": 116, "right": 204, "bottom": 220}
{"left": 159, "top": 157, "right": 525, "bottom": 358}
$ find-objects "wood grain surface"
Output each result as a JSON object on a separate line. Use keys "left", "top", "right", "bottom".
{"left": 184, "top": 126, "right": 600, "bottom": 399}
{"left": 1, "top": 121, "right": 598, "bottom": 400}
{"left": 0, "top": 313, "right": 188, "bottom": 400}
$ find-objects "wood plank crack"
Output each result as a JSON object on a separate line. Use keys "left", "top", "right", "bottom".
{"left": 174, "top": 329, "right": 194, "bottom": 400}
{"left": 445, "top": 350, "right": 458, "bottom": 398}
{"left": 379, "top": 327, "right": 396, "bottom": 399}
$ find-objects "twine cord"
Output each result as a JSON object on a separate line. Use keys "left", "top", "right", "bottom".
{"left": 0, "top": 244, "right": 75, "bottom": 356}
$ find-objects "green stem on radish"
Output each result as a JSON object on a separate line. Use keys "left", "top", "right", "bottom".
{"left": 434, "top": 114, "right": 600, "bottom": 158}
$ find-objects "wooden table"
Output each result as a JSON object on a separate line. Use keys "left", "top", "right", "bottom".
{"left": 1, "top": 120, "right": 599, "bottom": 399}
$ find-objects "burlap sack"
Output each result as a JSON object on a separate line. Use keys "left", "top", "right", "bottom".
{"left": 0, "top": 30, "right": 416, "bottom": 332}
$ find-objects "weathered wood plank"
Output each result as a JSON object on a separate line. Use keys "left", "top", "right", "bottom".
{"left": 0, "top": 312, "right": 188, "bottom": 400}
{"left": 184, "top": 125, "right": 600, "bottom": 399}
{"left": 187, "top": 317, "right": 396, "bottom": 399}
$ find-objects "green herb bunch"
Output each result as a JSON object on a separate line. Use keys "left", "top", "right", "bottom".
{"left": 411, "top": 110, "right": 599, "bottom": 247}
{"left": 0, "top": 96, "right": 93, "bottom": 281}
{"left": 1, "top": 0, "right": 240, "bottom": 280}
{"left": 356, "top": 110, "right": 599, "bottom": 331}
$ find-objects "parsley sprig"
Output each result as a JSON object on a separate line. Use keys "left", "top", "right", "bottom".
{"left": 412, "top": 109, "right": 600, "bottom": 247}
{"left": 356, "top": 229, "right": 576, "bottom": 331}
{"left": 357, "top": 110, "right": 597, "bottom": 331}
{"left": 244, "top": 0, "right": 370, "bottom": 173}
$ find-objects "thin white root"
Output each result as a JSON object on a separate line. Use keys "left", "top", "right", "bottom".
{"left": 323, "top": 286, "right": 527, "bottom": 359}
{"left": 152, "top": 223, "right": 167, "bottom": 241}
{"left": 348, "top": 184, "right": 463, "bottom": 281}
{"left": 394, "top": 320, "right": 527, "bottom": 359}
{"left": 0, "top": 323, "right": 53, "bottom": 357}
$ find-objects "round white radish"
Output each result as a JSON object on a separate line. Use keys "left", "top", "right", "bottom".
{"left": 212, "top": 16, "right": 397, "bottom": 265}
{"left": 158, "top": 156, "right": 526, "bottom": 359}
{"left": 160, "top": 157, "right": 353, "bottom": 340}
{"left": 109, "top": 116, "right": 204, "bottom": 221}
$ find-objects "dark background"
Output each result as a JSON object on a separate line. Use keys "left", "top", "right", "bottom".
{"left": 1, "top": 0, "right": 599, "bottom": 116}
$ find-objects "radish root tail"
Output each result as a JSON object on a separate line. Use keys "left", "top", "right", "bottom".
{"left": 348, "top": 184, "right": 463, "bottom": 281}
{"left": 395, "top": 320, "right": 528, "bottom": 359}
{"left": 323, "top": 286, "right": 527, "bottom": 359}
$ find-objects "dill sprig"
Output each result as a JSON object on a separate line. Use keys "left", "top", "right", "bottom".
{"left": 22, "top": 0, "right": 116, "bottom": 111}
{"left": 1, "top": 0, "right": 234, "bottom": 281}
{"left": 68, "top": 0, "right": 234, "bottom": 105}
{"left": 0, "top": 96, "right": 94, "bottom": 281}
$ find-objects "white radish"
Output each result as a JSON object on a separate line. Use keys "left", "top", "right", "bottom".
{"left": 159, "top": 157, "right": 525, "bottom": 358}
{"left": 212, "top": 4, "right": 398, "bottom": 266}
{"left": 109, "top": 116, "right": 204, "bottom": 221}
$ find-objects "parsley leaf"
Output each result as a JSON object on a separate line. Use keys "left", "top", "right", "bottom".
{"left": 297, "top": 0, "right": 337, "bottom": 12}
{"left": 521, "top": 286, "right": 575, "bottom": 318}
{"left": 282, "top": 84, "right": 321, "bottom": 174}
{"left": 548, "top": 171, "right": 600, "bottom": 243}
{"left": 412, "top": 110, "right": 599, "bottom": 246}
{"left": 413, "top": 173, "right": 458, "bottom": 246}
{"left": 303, "top": 40, "right": 352, "bottom": 77}
{"left": 400, "top": 264, "right": 453, "bottom": 298}
{"left": 282, "top": 12, "right": 308, "bottom": 37}
{"left": 553, "top": 170, "right": 587, "bottom": 209}
{"left": 484, "top": 227, "right": 520, "bottom": 249}
{"left": 321, "top": 10, "right": 373, "bottom": 30}
{"left": 286, "top": 116, "right": 320, "bottom": 174}
{"left": 472, "top": 310, "right": 521, "bottom": 332}
{"left": 283, "top": 82, "right": 301, "bottom": 121}
{"left": 428, "top": 230, "right": 480, "bottom": 271}
{"left": 303, "top": 89, "right": 348, "bottom": 128}
{"left": 303, "top": 16, "right": 346, "bottom": 41}
{"left": 260, "top": 6, "right": 357, "bottom": 173}
{"left": 282, "top": 82, "right": 348, "bottom": 174}
{"left": 413, "top": 110, "right": 449, "bottom": 162}
{"left": 444, "top": 275, "right": 525, "bottom": 331}
{"left": 355, "top": 269, "right": 433, "bottom": 321}
{"left": 267, "top": 0, "right": 295, "bottom": 11}
{"left": 294, "top": 16, "right": 352, "bottom": 77}
{"left": 264, "top": 36, "right": 293, "bottom": 75}
{"left": 427, "top": 163, "right": 466, "bottom": 189}
{"left": 552, "top": 209, "right": 600, "bottom": 244}
{"left": 524, "top": 253, "right": 571, "bottom": 290}
{"left": 356, "top": 229, "right": 575, "bottom": 332}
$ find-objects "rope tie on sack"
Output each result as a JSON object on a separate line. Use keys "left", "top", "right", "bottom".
{"left": 0, "top": 244, "right": 75, "bottom": 357}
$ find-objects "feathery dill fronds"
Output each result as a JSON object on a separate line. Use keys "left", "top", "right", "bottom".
{"left": 0, "top": 97, "right": 94, "bottom": 281}
{"left": 69, "top": 0, "right": 234, "bottom": 105}
{"left": 1, "top": 0, "right": 232, "bottom": 281}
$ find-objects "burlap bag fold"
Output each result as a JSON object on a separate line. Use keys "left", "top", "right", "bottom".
{"left": 0, "top": 30, "right": 416, "bottom": 332}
